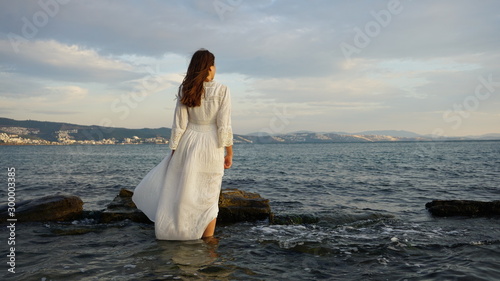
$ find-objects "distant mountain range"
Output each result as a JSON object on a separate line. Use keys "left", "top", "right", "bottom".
{"left": 354, "top": 130, "right": 423, "bottom": 138}
{"left": 0, "top": 117, "right": 499, "bottom": 145}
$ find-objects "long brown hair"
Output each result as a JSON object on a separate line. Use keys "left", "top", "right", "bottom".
{"left": 179, "top": 49, "right": 215, "bottom": 107}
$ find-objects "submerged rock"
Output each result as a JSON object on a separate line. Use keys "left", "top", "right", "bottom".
{"left": 0, "top": 195, "right": 83, "bottom": 222}
{"left": 100, "top": 189, "right": 149, "bottom": 223}
{"left": 270, "top": 214, "right": 320, "bottom": 225}
{"left": 426, "top": 200, "right": 500, "bottom": 217}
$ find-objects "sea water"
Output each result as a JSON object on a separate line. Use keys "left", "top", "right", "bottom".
{"left": 1, "top": 141, "right": 499, "bottom": 280}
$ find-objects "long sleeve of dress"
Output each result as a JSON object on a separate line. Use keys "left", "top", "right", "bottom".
{"left": 169, "top": 98, "right": 188, "bottom": 150}
{"left": 216, "top": 86, "right": 233, "bottom": 148}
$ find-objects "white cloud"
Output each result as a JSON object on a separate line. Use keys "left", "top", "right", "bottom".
{"left": 29, "top": 40, "right": 129, "bottom": 70}
{"left": 0, "top": 39, "right": 141, "bottom": 83}
{"left": 43, "top": 85, "right": 88, "bottom": 103}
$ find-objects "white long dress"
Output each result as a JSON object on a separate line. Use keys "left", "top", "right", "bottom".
{"left": 132, "top": 81, "right": 233, "bottom": 240}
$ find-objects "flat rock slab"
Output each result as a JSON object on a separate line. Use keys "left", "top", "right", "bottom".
{"left": 426, "top": 200, "right": 500, "bottom": 217}
{"left": 0, "top": 195, "right": 83, "bottom": 222}
{"left": 218, "top": 188, "right": 273, "bottom": 224}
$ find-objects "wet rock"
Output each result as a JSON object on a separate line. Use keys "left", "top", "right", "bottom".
{"left": 0, "top": 195, "right": 83, "bottom": 222}
{"left": 0, "top": 188, "right": 273, "bottom": 224}
{"left": 218, "top": 188, "right": 273, "bottom": 224}
{"left": 100, "top": 188, "right": 149, "bottom": 223}
{"left": 101, "top": 188, "right": 273, "bottom": 224}
{"left": 426, "top": 200, "right": 500, "bottom": 217}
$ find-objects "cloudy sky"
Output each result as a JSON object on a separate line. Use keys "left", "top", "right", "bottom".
{"left": 1, "top": 0, "right": 499, "bottom": 136}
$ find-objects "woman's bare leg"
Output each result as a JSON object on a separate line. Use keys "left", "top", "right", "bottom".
{"left": 202, "top": 218, "right": 217, "bottom": 238}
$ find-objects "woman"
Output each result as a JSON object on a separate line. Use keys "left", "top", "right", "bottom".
{"left": 132, "top": 49, "right": 233, "bottom": 240}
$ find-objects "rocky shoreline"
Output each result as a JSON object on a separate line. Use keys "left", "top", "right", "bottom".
{"left": 2, "top": 192, "right": 499, "bottom": 228}
{"left": 0, "top": 188, "right": 273, "bottom": 225}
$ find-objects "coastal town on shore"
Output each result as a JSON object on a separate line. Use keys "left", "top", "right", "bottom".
{"left": 0, "top": 126, "right": 168, "bottom": 145}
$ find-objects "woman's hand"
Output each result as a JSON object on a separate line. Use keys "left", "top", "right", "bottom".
{"left": 224, "top": 146, "right": 233, "bottom": 169}
{"left": 224, "top": 155, "right": 232, "bottom": 169}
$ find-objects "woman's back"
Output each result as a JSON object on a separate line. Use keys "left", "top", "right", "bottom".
{"left": 187, "top": 81, "right": 228, "bottom": 125}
